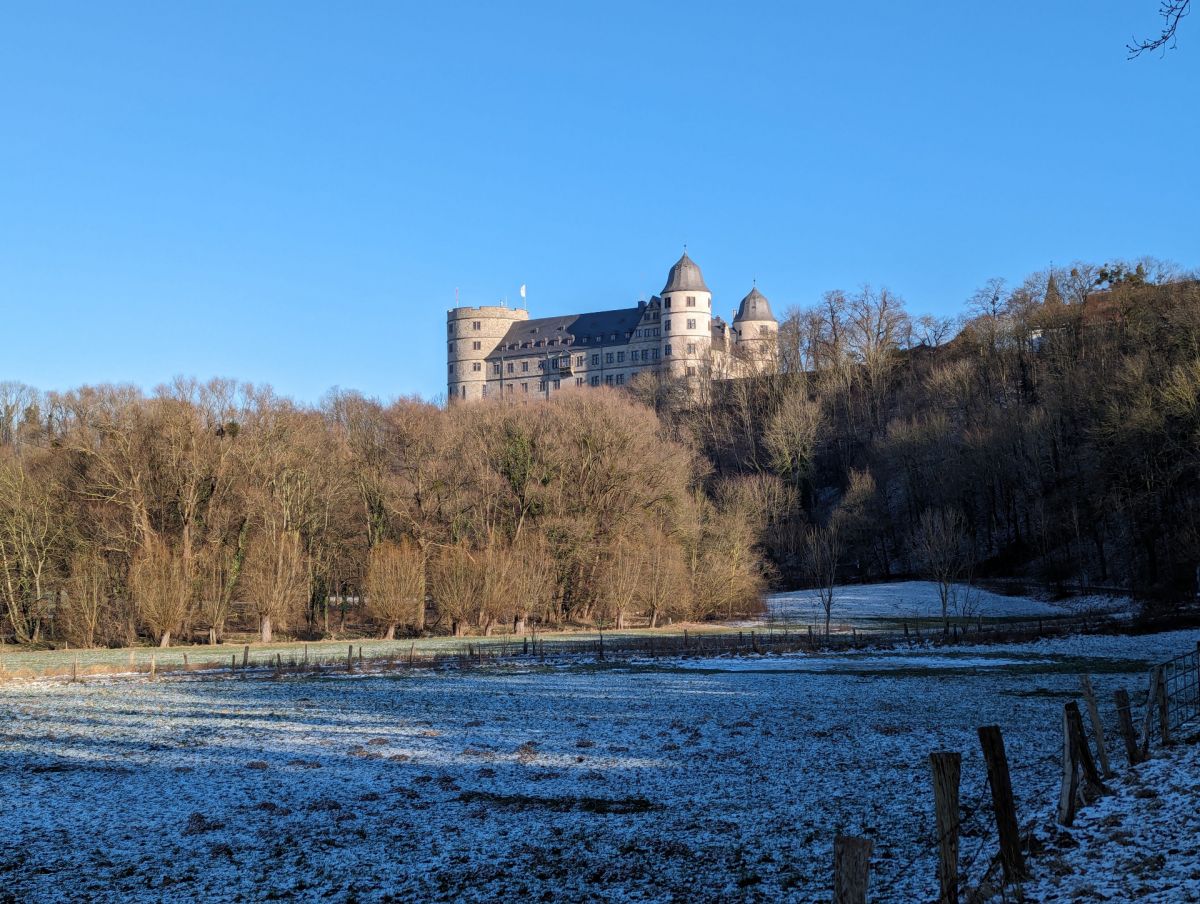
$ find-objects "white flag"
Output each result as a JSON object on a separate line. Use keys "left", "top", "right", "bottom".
{"left": 519, "top": 283, "right": 526, "bottom": 299}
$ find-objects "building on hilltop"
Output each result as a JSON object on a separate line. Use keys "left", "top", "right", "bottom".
{"left": 446, "top": 253, "right": 779, "bottom": 402}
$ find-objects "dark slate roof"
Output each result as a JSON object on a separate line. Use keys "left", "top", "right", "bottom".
{"left": 734, "top": 286, "right": 776, "bottom": 322}
{"left": 488, "top": 306, "right": 647, "bottom": 356}
{"left": 662, "top": 252, "right": 710, "bottom": 294}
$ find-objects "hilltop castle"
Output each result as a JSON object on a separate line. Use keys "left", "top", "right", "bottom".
{"left": 446, "top": 253, "right": 779, "bottom": 402}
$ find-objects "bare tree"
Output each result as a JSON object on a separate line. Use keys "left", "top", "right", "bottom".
{"left": 242, "top": 528, "right": 308, "bottom": 644}
{"left": 914, "top": 507, "right": 969, "bottom": 637}
{"left": 364, "top": 538, "right": 425, "bottom": 639}
{"left": 129, "top": 535, "right": 190, "bottom": 647}
{"left": 1129, "top": 1, "right": 1191, "bottom": 57}
{"left": 804, "top": 522, "right": 841, "bottom": 637}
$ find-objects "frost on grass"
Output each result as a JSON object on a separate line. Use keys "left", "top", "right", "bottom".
{"left": 0, "top": 628, "right": 1195, "bottom": 903}
{"left": 1025, "top": 738, "right": 1200, "bottom": 903}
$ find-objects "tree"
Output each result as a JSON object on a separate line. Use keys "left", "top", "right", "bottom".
{"left": 62, "top": 548, "right": 111, "bottom": 649}
{"left": 364, "top": 539, "right": 425, "bottom": 639}
{"left": 1129, "top": 1, "right": 1191, "bottom": 57}
{"left": 804, "top": 522, "right": 841, "bottom": 637}
{"left": 914, "top": 508, "right": 969, "bottom": 637}
{"left": 242, "top": 528, "right": 309, "bottom": 644}
{"left": 430, "top": 542, "right": 480, "bottom": 637}
{"left": 129, "top": 535, "right": 190, "bottom": 647}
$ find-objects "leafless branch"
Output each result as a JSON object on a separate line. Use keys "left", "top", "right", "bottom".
{"left": 1128, "top": 0, "right": 1191, "bottom": 58}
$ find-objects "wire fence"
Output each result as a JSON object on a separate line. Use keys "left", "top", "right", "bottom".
{"left": 1158, "top": 642, "right": 1200, "bottom": 737}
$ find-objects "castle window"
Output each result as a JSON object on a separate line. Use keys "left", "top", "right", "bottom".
{"left": 664, "top": 321, "right": 670, "bottom": 331}
{"left": 687, "top": 366, "right": 697, "bottom": 376}
{"left": 580, "top": 337, "right": 588, "bottom": 343}
{"left": 609, "top": 333, "right": 616, "bottom": 341}
{"left": 559, "top": 356, "right": 569, "bottom": 368}
{"left": 472, "top": 321, "right": 481, "bottom": 330}
{"left": 472, "top": 362, "right": 482, "bottom": 372}
{"left": 652, "top": 349, "right": 659, "bottom": 360}
{"left": 538, "top": 380, "right": 546, "bottom": 391}
{"left": 448, "top": 364, "right": 455, "bottom": 374}
{"left": 591, "top": 354, "right": 600, "bottom": 366}
{"left": 591, "top": 376, "right": 600, "bottom": 386}
{"left": 641, "top": 349, "right": 649, "bottom": 362}
{"left": 605, "top": 375, "right": 614, "bottom": 385}
{"left": 635, "top": 329, "right": 642, "bottom": 338}
{"left": 616, "top": 351, "right": 625, "bottom": 363}
{"left": 472, "top": 341, "right": 482, "bottom": 350}
{"left": 687, "top": 319, "right": 696, "bottom": 330}
{"left": 493, "top": 363, "right": 501, "bottom": 375}
{"left": 687, "top": 296, "right": 696, "bottom": 307}
{"left": 687, "top": 343, "right": 697, "bottom": 355}
{"left": 448, "top": 324, "right": 453, "bottom": 334}
{"left": 522, "top": 383, "right": 529, "bottom": 393}
{"left": 616, "top": 374, "right": 625, "bottom": 385}
{"left": 605, "top": 352, "right": 614, "bottom": 364}
{"left": 664, "top": 344, "right": 672, "bottom": 356}
{"left": 575, "top": 377, "right": 584, "bottom": 386}
{"left": 553, "top": 379, "right": 560, "bottom": 389}
{"left": 507, "top": 362, "right": 514, "bottom": 373}
{"left": 664, "top": 297, "right": 671, "bottom": 308}
{"left": 521, "top": 361, "right": 529, "bottom": 372}
{"left": 448, "top": 342, "right": 454, "bottom": 352}
{"left": 575, "top": 355, "right": 584, "bottom": 367}
{"left": 506, "top": 384, "right": 514, "bottom": 395}
{"left": 481, "top": 385, "right": 488, "bottom": 396}
{"left": 760, "top": 325, "right": 770, "bottom": 336}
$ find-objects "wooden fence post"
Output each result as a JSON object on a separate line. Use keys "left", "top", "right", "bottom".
{"left": 929, "top": 751, "right": 961, "bottom": 904}
{"left": 230, "top": 654, "right": 236, "bottom": 672}
{"left": 1140, "top": 666, "right": 1162, "bottom": 758}
{"left": 977, "top": 726, "right": 1026, "bottom": 882}
{"left": 1114, "top": 688, "right": 1140, "bottom": 766}
{"left": 1059, "top": 704, "right": 1080, "bottom": 826}
{"left": 71, "top": 655, "right": 79, "bottom": 684}
{"left": 149, "top": 655, "right": 157, "bottom": 681}
{"left": 183, "top": 652, "right": 190, "bottom": 671}
{"left": 832, "top": 835, "right": 873, "bottom": 904}
{"left": 242, "top": 644, "right": 249, "bottom": 669}
{"left": 347, "top": 644, "right": 354, "bottom": 672}
{"left": 1060, "top": 701, "right": 1108, "bottom": 826}
{"left": 1079, "top": 675, "right": 1112, "bottom": 777}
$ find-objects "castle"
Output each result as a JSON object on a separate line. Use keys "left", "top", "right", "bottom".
{"left": 446, "top": 252, "right": 779, "bottom": 402}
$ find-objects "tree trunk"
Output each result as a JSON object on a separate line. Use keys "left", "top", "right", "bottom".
{"left": 261, "top": 615, "right": 273, "bottom": 645}
{"left": 452, "top": 619, "right": 465, "bottom": 637}
{"left": 514, "top": 616, "right": 526, "bottom": 635}
{"left": 615, "top": 611, "right": 626, "bottom": 631}
{"left": 208, "top": 627, "right": 217, "bottom": 645}
{"left": 159, "top": 630, "right": 171, "bottom": 648}
{"left": 383, "top": 622, "right": 396, "bottom": 641}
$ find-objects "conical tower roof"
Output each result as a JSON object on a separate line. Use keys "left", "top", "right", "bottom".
{"left": 661, "top": 252, "right": 710, "bottom": 294}
{"left": 734, "top": 286, "right": 776, "bottom": 322}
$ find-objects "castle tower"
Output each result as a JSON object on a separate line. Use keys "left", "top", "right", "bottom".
{"left": 447, "top": 304, "right": 529, "bottom": 402}
{"left": 732, "top": 285, "right": 779, "bottom": 367}
{"left": 659, "top": 252, "right": 712, "bottom": 379}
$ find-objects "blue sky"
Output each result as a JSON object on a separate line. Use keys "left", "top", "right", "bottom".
{"left": 1, "top": 2, "right": 1197, "bottom": 402}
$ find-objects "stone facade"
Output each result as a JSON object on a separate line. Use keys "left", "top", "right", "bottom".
{"left": 446, "top": 253, "right": 778, "bottom": 402}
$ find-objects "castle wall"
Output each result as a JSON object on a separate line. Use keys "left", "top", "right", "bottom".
{"left": 447, "top": 306, "right": 529, "bottom": 402}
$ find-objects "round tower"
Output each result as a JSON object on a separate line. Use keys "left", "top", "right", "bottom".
{"left": 659, "top": 252, "right": 712, "bottom": 379}
{"left": 447, "top": 305, "right": 529, "bottom": 402}
{"left": 732, "top": 285, "right": 779, "bottom": 368}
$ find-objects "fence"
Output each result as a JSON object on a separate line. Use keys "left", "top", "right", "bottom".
{"left": 1158, "top": 642, "right": 1200, "bottom": 738}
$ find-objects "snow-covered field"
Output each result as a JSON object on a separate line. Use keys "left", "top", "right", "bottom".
{"left": 758, "top": 581, "right": 1129, "bottom": 627}
{"left": 1, "top": 628, "right": 1194, "bottom": 903}
{"left": 1024, "top": 740, "right": 1200, "bottom": 903}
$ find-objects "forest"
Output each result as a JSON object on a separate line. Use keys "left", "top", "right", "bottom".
{"left": 1, "top": 256, "right": 1198, "bottom": 648}
{"left": 645, "top": 257, "right": 1200, "bottom": 607}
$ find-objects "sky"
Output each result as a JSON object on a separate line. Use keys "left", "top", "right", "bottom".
{"left": 1, "top": 1, "right": 1197, "bottom": 403}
